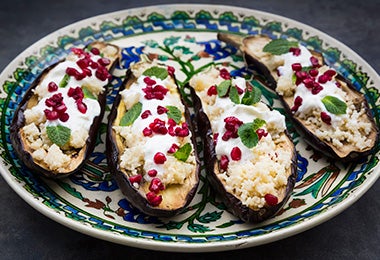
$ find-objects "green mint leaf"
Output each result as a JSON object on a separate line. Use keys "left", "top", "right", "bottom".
{"left": 173, "top": 143, "right": 192, "bottom": 162}
{"left": 166, "top": 105, "right": 182, "bottom": 124}
{"left": 241, "top": 86, "right": 262, "bottom": 105}
{"left": 238, "top": 123, "right": 258, "bottom": 148}
{"left": 217, "top": 80, "right": 231, "bottom": 97}
{"left": 321, "top": 96, "right": 347, "bottom": 115}
{"left": 120, "top": 102, "right": 142, "bottom": 126}
{"left": 252, "top": 118, "right": 266, "bottom": 129}
{"left": 263, "top": 39, "right": 298, "bottom": 55}
{"left": 82, "top": 86, "right": 97, "bottom": 99}
{"left": 59, "top": 74, "right": 70, "bottom": 88}
{"left": 46, "top": 125, "right": 71, "bottom": 147}
{"left": 229, "top": 85, "right": 240, "bottom": 104}
{"left": 142, "top": 66, "right": 168, "bottom": 80}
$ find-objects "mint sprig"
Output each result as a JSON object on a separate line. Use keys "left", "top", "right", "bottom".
{"left": 217, "top": 80, "right": 231, "bottom": 97}
{"left": 142, "top": 66, "right": 168, "bottom": 80}
{"left": 263, "top": 39, "right": 298, "bottom": 55}
{"left": 229, "top": 85, "right": 240, "bottom": 104}
{"left": 241, "top": 86, "right": 262, "bottom": 105}
{"left": 166, "top": 106, "right": 182, "bottom": 124}
{"left": 120, "top": 102, "right": 142, "bottom": 126}
{"left": 46, "top": 125, "right": 71, "bottom": 147}
{"left": 173, "top": 143, "right": 192, "bottom": 162}
{"left": 59, "top": 74, "right": 70, "bottom": 88}
{"left": 238, "top": 118, "right": 266, "bottom": 148}
{"left": 321, "top": 96, "right": 347, "bottom": 115}
{"left": 82, "top": 86, "right": 97, "bottom": 99}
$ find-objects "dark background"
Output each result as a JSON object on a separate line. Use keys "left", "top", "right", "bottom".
{"left": 0, "top": 0, "right": 379, "bottom": 259}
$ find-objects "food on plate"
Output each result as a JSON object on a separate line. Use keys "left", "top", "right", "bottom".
{"left": 107, "top": 61, "right": 200, "bottom": 217}
{"left": 189, "top": 66, "right": 297, "bottom": 222}
{"left": 10, "top": 42, "right": 120, "bottom": 178}
{"left": 218, "top": 33, "right": 379, "bottom": 161}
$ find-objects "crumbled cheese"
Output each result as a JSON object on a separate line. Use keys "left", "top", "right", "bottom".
{"left": 161, "top": 155, "right": 195, "bottom": 185}
{"left": 69, "top": 128, "right": 88, "bottom": 148}
{"left": 119, "top": 146, "right": 144, "bottom": 175}
{"left": 43, "top": 144, "right": 71, "bottom": 171}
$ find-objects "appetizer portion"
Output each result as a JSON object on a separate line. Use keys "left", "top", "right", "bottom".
{"left": 107, "top": 62, "right": 199, "bottom": 217}
{"left": 10, "top": 42, "right": 120, "bottom": 178}
{"left": 189, "top": 67, "right": 297, "bottom": 222}
{"left": 218, "top": 33, "right": 378, "bottom": 161}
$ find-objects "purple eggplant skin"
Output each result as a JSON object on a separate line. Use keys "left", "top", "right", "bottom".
{"left": 106, "top": 69, "right": 200, "bottom": 218}
{"left": 188, "top": 85, "right": 298, "bottom": 223}
{"left": 10, "top": 42, "right": 120, "bottom": 179}
{"left": 218, "top": 32, "right": 379, "bottom": 162}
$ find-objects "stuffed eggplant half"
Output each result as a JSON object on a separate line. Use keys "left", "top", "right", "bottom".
{"left": 10, "top": 42, "right": 120, "bottom": 178}
{"left": 107, "top": 62, "right": 199, "bottom": 217}
{"left": 218, "top": 33, "right": 378, "bottom": 161}
{"left": 189, "top": 67, "right": 297, "bottom": 223}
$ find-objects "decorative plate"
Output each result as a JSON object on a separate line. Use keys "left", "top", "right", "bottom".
{"left": 0, "top": 4, "right": 379, "bottom": 252}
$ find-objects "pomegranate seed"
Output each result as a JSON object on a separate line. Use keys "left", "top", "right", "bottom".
{"left": 71, "top": 47, "right": 84, "bottom": 56}
{"left": 264, "top": 194, "right": 278, "bottom": 206}
{"left": 54, "top": 104, "right": 67, "bottom": 113}
{"left": 130, "top": 174, "right": 142, "bottom": 183}
{"left": 142, "top": 127, "right": 152, "bottom": 137}
{"left": 220, "top": 155, "right": 229, "bottom": 171}
{"left": 230, "top": 147, "right": 242, "bottom": 161}
{"left": 335, "top": 81, "right": 341, "bottom": 88}
{"left": 168, "top": 126, "right": 175, "bottom": 136}
{"left": 167, "top": 66, "right": 175, "bottom": 76}
{"left": 90, "top": 47, "right": 100, "bottom": 55}
{"left": 309, "top": 68, "right": 319, "bottom": 77}
{"left": 167, "top": 143, "right": 179, "bottom": 153}
{"left": 147, "top": 169, "right": 157, "bottom": 177}
{"left": 324, "top": 69, "right": 336, "bottom": 78}
{"left": 146, "top": 192, "right": 162, "bottom": 206}
{"left": 289, "top": 47, "right": 301, "bottom": 56}
{"left": 312, "top": 83, "right": 323, "bottom": 95}
{"left": 235, "top": 85, "right": 244, "bottom": 94}
{"left": 303, "top": 78, "right": 314, "bottom": 89}
{"left": 82, "top": 68, "right": 92, "bottom": 77}
{"left": 177, "top": 128, "right": 189, "bottom": 137}
{"left": 219, "top": 68, "right": 230, "bottom": 79}
{"left": 66, "top": 67, "right": 80, "bottom": 78}
{"left": 149, "top": 178, "right": 165, "bottom": 193}
{"left": 256, "top": 128, "right": 268, "bottom": 140}
{"left": 77, "top": 101, "right": 87, "bottom": 114}
{"left": 222, "top": 131, "right": 233, "bottom": 141}
{"left": 59, "top": 113, "right": 69, "bottom": 122}
{"left": 44, "top": 109, "right": 59, "bottom": 120}
{"left": 98, "top": 57, "right": 111, "bottom": 67}
{"left": 168, "top": 118, "right": 177, "bottom": 127}
{"left": 207, "top": 85, "right": 217, "bottom": 96}
{"left": 77, "top": 58, "right": 89, "bottom": 69}
{"left": 318, "top": 74, "right": 329, "bottom": 84}
{"left": 45, "top": 99, "right": 56, "bottom": 107}
{"left": 213, "top": 133, "right": 219, "bottom": 145}
{"left": 294, "top": 96, "right": 303, "bottom": 106}
{"left": 320, "top": 112, "right": 332, "bottom": 125}
{"left": 310, "top": 56, "right": 320, "bottom": 68}
{"left": 95, "top": 67, "right": 110, "bottom": 81}
{"left": 296, "top": 71, "right": 308, "bottom": 80}
{"left": 291, "top": 63, "right": 302, "bottom": 71}
{"left": 89, "top": 60, "right": 98, "bottom": 69}
{"left": 157, "top": 105, "right": 168, "bottom": 114}
{"left": 48, "top": 82, "right": 58, "bottom": 92}
{"left": 154, "top": 152, "right": 166, "bottom": 164}
{"left": 141, "top": 110, "right": 152, "bottom": 119}
{"left": 143, "top": 77, "right": 156, "bottom": 86}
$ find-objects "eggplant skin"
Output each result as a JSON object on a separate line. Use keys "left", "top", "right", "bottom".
{"left": 189, "top": 86, "right": 297, "bottom": 223}
{"left": 106, "top": 69, "right": 200, "bottom": 218}
{"left": 218, "top": 32, "right": 379, "bottom": 162}
{"left": 10, "top": 42, "right": 120, "bottom": 178}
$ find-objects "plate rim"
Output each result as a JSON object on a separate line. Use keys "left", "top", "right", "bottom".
{"left": 0, "top": 3, "right": 379, "bottom": 252}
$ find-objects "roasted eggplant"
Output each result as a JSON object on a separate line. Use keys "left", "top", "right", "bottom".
{"left": 218, "top": 33, "right": 379, "bottom": 161}
{"left": 189, "top": 67, "right": 297, "bottom": 222}
{"left": 107, "top": 62, "right": 200, "bottom": 217}
{"left": 10, "top": 42, "right": 120, "bottom": 178}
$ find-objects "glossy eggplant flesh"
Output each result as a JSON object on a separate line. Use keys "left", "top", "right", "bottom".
{"left": 189, "top": 66, "right": 297, "bottom": 222}
{"left": 106, "top": 61, "right": 199, "bottom": 217}
{"left": 218, "top": 33, "right": 379, "bottom": 161}
{"left": 10, "top": 42, "right": 120, "bottom": 178}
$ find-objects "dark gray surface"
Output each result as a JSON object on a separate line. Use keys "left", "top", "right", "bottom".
{"left": 0, "top": 0, "right": 379, "bottom": 259}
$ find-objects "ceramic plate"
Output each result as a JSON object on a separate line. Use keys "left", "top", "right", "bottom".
{"left": 0, "top": 4, "right": 379, "bottom": 252}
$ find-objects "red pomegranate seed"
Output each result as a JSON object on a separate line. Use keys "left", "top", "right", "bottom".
{"left": 45, "top": 99, "right": 56, "bottom": 107}
{"left": 309, "top": 68, "right": 319, "bottom": 77}
{"left": 141, "top": 110, "right": 152, "bottom": 119}
{"left": 230, "top": 147, "right": 242, "bottom": 161}
{"left": 213, "top": 133, "right": 219, "bottom": 145}
{"left": 264, "top": 194, "right": 278, "bottom": 206}
{"left": 77, "top": 58, "right": 89, "bottom": 69}
{"left": 90, "top": 47, "right": 100, "bottom": 55}
{"left": 167, "top": 66, "right": 175, "bottom": 76}
{"left": 98, "top": 57, "right": 110, "bottom": 67}
{"left": 143, "top": 77, "right": 156, "bottom": 86}
{"left": 71, "top": 47, "right": 84, "bottom": 56}
{"left": 167, "top": 118, "right": 177, "bottom": 127}
{"left": 312, "top": 83, "right": 323, "bottom": 95}
{"left": 220, "top": 155, "right": 229, "bottom": 171}
{"left": 167, "top": 143, "right": 179, "bottom": 153}
{"left": 291, "top": 63, "right": 302, "bottom": 71}
{"left": 48, "top": 82, "right": 58, "bottom": 92}
{"left": 219, "top": 68, "right": 231, "bottom": 79}
{"left": 147, "top": 169, "right": 158, "bottom": 177}
{"left": 146, "top": 192, "right": 162, "bottom": 206}
{"left": 289, "top": 47, "right": 301, "bottom": 56}
{"left": 207, "top": 85, "right": 217, "bottom": 96}
{"left": 154, "top": 152, "right": 166, "bottom": 164}
{"left": 142, "top": 127, "right": 152, "bottom": 137}
{"left": 59, "top": 113, "right": 69, "bottom": 122}
{"left": 129, "top": 174, "right": 142, "bottom": 184}
{"left": 318, "top": 74, "right": 329, "bottom": 84}
{"left": 66, "top": 67, "right": 80, "bottom": 78}
{"left": 335, "top": 81, "right": 341, "bottom": 88}
{"left": 310, "top": 56, "right": 320, "bottom": 68}
{"left": 95, "top": 67, "right": 110, "bottom": 81}
{"left": 324, "top": 69, "right": 336, "bottom": 78}
{"left": 222, "top": 131, "right": 233, "bottom": 141}
{"left": 82, "top": 68, "right": 92, "bottom": 77}
{"left": 235, "top": 85, "right": 244, "bottom": 94}
{"left": 294, "top": 96, "right": 303, "bottom": 106}
{"left": 303, "top": 78, "right": 314, "bottom": 89}
{"left": 320, "top": 112, "right": 332, "bottom": 125}
{"left": 168, "top": 126, "right": 175, "bottom": 136}
{"left": 54, "top": 104, "right": 67, "bottom": 113}
{"left": 256, "top": 129, "right": 268, "bottom": 140}
{"left": 157, "top": 105, "right": 168, "bottom": 114}
{"left": 44, "top": 109, "right": 59, "bottom": 120}
{"left": 177, "top": 128, "right": 189, "bottom": 137}
{"left": 149, "top": 178, "right": 165, "bottom": 193}
{"left": 77, "top": 101, "right": 87, "bottom": 114}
